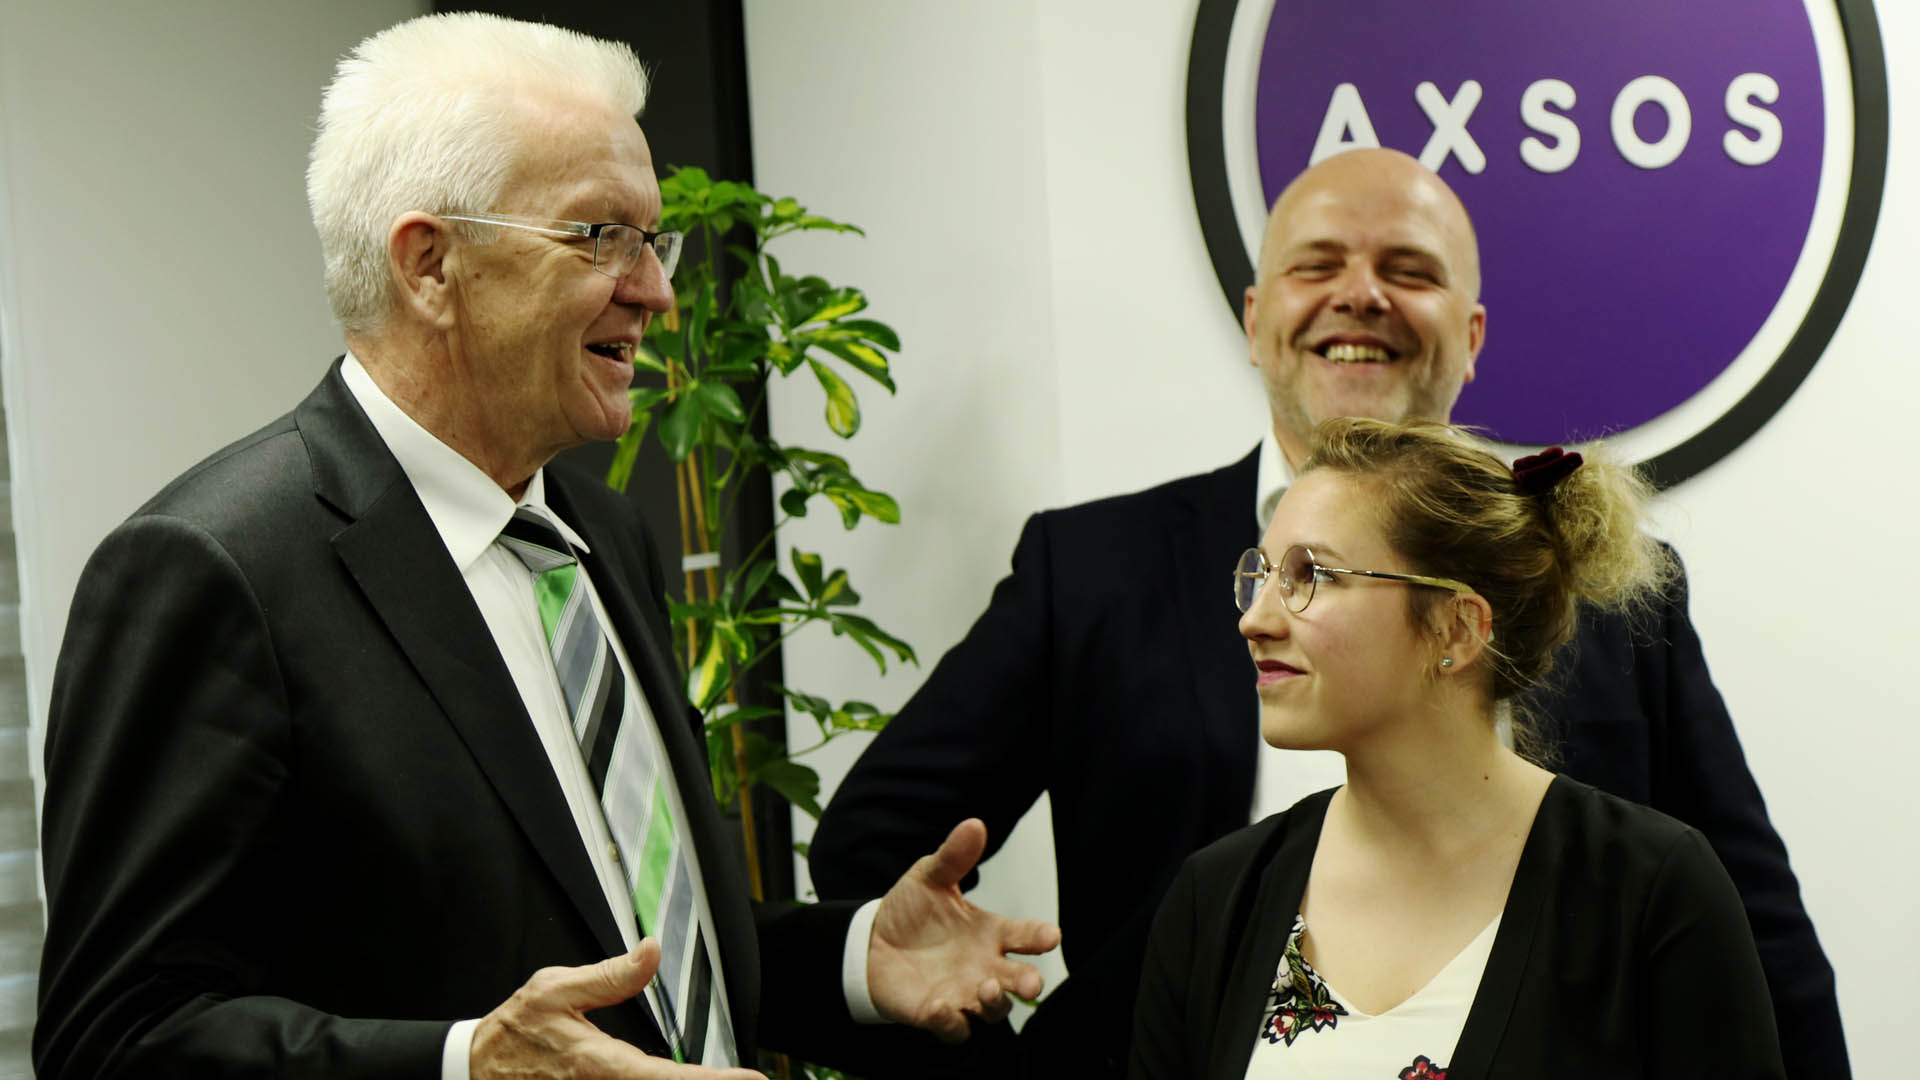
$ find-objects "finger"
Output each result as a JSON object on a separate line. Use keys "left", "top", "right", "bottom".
{"left": 925, "top": 1006, "right": 971, "bottom": 1045}
{"left": 996, "top": 917, "right": 1062, "bottom": 956}
{"left": 992, "top": 957, "right": 1047, "bottom": 1001}
{"left": 973, "top": 976, "right": 1012, "bottom": 1026}
{"left": 547, "top": 938, "right": 663, "bottom": 1013}
{"left": 918, "top": 818, "right": 988, "bottom": 889}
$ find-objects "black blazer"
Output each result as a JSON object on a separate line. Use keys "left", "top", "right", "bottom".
{"left": 1129, "top": 777, "right": 1787, "bottom": 1079}
{"left": 810, "top": 447, "right": 1844, "bottom": 1078}
{"left": 36, "top": 364, "right": 861, "bottom": 1078}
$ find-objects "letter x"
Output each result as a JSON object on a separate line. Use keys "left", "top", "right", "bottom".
{"left": 1415, "top": 81, "right": 1486, "bottom": 175}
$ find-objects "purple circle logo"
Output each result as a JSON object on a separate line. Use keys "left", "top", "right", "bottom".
{"left": 1187, "top": 0, "right": 1887, "bottom": 486}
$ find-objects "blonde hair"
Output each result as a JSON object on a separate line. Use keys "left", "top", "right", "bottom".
{"left": 1303, "top": 418, "right": 1673, "bottom": 755}
{"left": 306, "top": 13, "right": 649, "bottom": 332}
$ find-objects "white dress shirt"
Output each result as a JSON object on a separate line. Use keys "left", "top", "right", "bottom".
{"left": 335, "top": 356, "right": 881, "bottom": 1079}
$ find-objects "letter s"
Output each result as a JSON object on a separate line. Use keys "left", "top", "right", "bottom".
{"left": 1724, "top": 72, "right": 1782, "bottom": 166}
{"left": 1520, "top": 79, "right": 1580, "bottom": 174}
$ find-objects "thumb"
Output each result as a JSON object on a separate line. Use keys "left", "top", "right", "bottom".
{"left": 919, "top": 818, "right": 988, "bottom": 890}
{"left": 554, "top": 938, "right": 662, "bottom": 1013}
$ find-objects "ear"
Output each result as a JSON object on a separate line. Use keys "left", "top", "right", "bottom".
{"left": 1242, "top": 284, "right": 1260, "bottom": 362}
{"left": 1461, "top": 303, "right": 1487, "bottom": 385}
{"left": 1432, "top": 590, "right": 1494, "bottom": 676}
{"left": 388, "top": 211, "right": 458, "bottom": 331}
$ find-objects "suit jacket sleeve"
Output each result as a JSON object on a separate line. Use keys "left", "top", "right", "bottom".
{"left": 809, "top": 512, "right": 1057, "bottom": 897}
{"left": 1640, "top": 562, "right": 1846, "bottom": 1077}
{"left": 35, "top": 517, "right": 448, "bottom": 1079}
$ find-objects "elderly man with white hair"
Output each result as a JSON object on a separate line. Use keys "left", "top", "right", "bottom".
{"left": 34, "top": 13, "right": 1057, "bottom": 1079}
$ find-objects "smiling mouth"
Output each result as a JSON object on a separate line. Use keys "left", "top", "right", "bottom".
{"left": 586, "top": 342, "right": 634, "bottom": 364}
{"left": 1316, "top": 342, "right": 1396, "bottom": 365}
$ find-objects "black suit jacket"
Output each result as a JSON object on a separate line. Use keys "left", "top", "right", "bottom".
{"left": 36, "top": 364, "right": 860, "bottom": 1078}
{"left": 810, "top": 447, "right": 1845, "bottom": 1078}
{"left": 1130, "top": 778, "right": 1786, "bottom": 1079}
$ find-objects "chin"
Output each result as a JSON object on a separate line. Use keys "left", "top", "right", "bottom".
{"left": 1260, "top": 714, "right": 1331, "bottom": 752}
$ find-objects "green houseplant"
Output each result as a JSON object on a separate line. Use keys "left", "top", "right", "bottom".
{"left": 604, "top": 165, "right": 915, "bottom": 906}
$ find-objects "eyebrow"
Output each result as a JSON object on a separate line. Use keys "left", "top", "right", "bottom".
{"left": 1280, "top": 541, "right": 1346, "bottom": 562}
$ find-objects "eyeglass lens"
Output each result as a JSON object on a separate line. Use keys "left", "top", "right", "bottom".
{"left": 1235, "top": 545, "right": 1322, "bottom": 614}
{"left": 596, "top": 225, "right": 682, "bottom": 281}
{"left": 1278, "top": 545, "right": 1317, "bottom": 613}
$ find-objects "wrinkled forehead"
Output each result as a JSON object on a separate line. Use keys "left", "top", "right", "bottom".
{"left": 500, "top": 93, "right": 661, "bottom": 223}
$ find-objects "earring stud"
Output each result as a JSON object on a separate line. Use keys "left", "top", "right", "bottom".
{"left": 1440, "top": 657, "right": 1454, "bottom": 668}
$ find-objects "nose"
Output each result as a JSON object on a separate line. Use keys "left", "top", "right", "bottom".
{"left": 615, "top": 246, "right": 675, "bottom": 315}
{"left": 1238, "top": 574, "right": 1292, "bottom": 643}
{"left": 1330, "top": 263, "right": 1387, "bottom": 316}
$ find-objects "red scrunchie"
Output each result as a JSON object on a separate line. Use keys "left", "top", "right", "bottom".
{"left": 1512, "top": 446, "right": 1583, "bottom": 495}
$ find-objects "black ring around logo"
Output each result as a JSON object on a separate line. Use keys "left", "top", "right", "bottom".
{"left": 1184, "top": 0, "right": 1889, "bottom": 489}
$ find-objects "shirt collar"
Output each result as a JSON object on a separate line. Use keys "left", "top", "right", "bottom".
{"left": 1255, "top": 425, "right": 1297, "bottom": 532}
{"left": 339, "top": 352, "right": 591, "bottom": 570}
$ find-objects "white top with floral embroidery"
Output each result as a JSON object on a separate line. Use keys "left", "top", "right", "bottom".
{"left": 1244, "top": 912, "right": 1500, "bottom": 1080}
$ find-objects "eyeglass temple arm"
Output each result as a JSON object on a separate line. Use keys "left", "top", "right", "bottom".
{"left": 1322, "top": 566, "right": 1473, "bottom": 593}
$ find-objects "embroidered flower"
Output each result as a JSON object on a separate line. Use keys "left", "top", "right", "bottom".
{"left": 1399, "top": 1054, "right": 1448, "bottom": 1079}
{"left": 1256, "top": 914, "right": 1349, "bottom": 1046}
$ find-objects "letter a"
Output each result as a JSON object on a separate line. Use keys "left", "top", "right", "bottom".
{"left": 1310, "top": 83, "right": 1382, "bottom": 166}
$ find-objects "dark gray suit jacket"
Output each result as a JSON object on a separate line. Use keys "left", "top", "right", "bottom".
{"left": 36, "top": 363, "right": 860, "bottom": 1078}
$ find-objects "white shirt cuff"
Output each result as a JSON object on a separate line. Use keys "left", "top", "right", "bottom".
{"left": 843, "top": 897, "right": 887, "bottom": 1024}
{"left": 442, "top": 1017, "right": 479, "bottom": 1080}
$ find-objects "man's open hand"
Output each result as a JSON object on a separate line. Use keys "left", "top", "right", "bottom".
{"left": 866, "top": 818, "right": 1064, "bottom": 1042}
{"left": 471, "top": 938, "right": 766, "bottom": 1079}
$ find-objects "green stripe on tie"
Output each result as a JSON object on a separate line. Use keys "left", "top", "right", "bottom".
{"left": 532, "top": 564, "right": 577, "bottom": 641}
{"left": 632, "top": 785, "right": 676, "bottom": 927}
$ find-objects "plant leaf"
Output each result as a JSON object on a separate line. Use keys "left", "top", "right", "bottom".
{"left": 789, "top": 548, "right": 826, "bottom": 599}
{"left": 806, "top": 287, "right": 868, "bottom": 324}
{"left": 808, "top": 358, "right": 860, "bottom": 437}
{"left": 815, "top": 338, "right": 896, "bottom": 393}
{"left": 686, "top": 630, "right": 730, "bottom": 711}
{"left": 659, "top": 394, "right": 706, "bottom": 462}
{"left": 690, "top": 380, "right": 746, "bottom": 424}
{"left": 752, "top": 758, "right": 822, "bottom": 819}
{"left": 834, "top": 318, "right": 902, "bottom": 351}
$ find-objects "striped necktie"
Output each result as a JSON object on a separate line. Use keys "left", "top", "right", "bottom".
{"left": 496, "top": 507, "right": 736, "bottom": 1067}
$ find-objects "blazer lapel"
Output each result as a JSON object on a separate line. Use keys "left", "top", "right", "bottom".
{"left": 1170, "top": 447, "right": 1264, "bottom": 832}
{"left": 296, "top": 365, "right": 627, "bottom": 961}
{"left": 1446, "top": 775, "right": 1568, "bottom": 1075}
{"left": 1208, "top": 791, "right": 1329, "bottom": 1080}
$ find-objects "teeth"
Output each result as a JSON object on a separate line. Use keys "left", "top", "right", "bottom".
{"left": 1323, "top": 343, "right": 1392, "bottom": 364}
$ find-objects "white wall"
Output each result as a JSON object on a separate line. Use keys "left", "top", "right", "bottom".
{"left": 0, "top": 0, "right": 423, "bottom": 802}
{"left": 746, "top": 0, "right": 1920, "bottom": 1071}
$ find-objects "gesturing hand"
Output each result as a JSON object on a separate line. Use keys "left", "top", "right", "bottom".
{"left": 866, "top": 818, "right": 1064, "bottom": 1043}
{"left": 471, "top": 938, "right": 766, "bottom": 1079}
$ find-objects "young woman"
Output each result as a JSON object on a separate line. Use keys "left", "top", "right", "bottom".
{"left": 1128, "top": 419, "right": 1784, "bottom": 1079}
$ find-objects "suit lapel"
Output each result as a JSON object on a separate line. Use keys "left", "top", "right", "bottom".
{"left": 1170, "top": 448, "right": 1264, "bottom": 832}
{"left": 296, "top": 366, "right": 627, "bottom": 961}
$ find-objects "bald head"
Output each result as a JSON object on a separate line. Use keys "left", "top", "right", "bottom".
{"left": 1257, "top": 149, "right": 1481, "bottom": 301}
{"left": 1242, "top": 147, "right": 1488, "bottom": 467}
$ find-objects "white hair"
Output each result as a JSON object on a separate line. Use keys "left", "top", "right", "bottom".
{"left": 307, "top": 12, "right": 649, "bottom": 333}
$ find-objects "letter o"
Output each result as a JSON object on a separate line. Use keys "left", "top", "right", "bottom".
{"left": 1611, "top": 75, "right": 1692, "bottom": 170}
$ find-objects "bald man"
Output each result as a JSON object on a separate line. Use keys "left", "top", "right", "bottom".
{"left": 811, "top": 149, "right": 1846, "bottom": 1078}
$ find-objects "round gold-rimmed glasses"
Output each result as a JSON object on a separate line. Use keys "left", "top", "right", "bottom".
{"left": 1233, "top": 545, "right": 1474, "bottom": 614}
